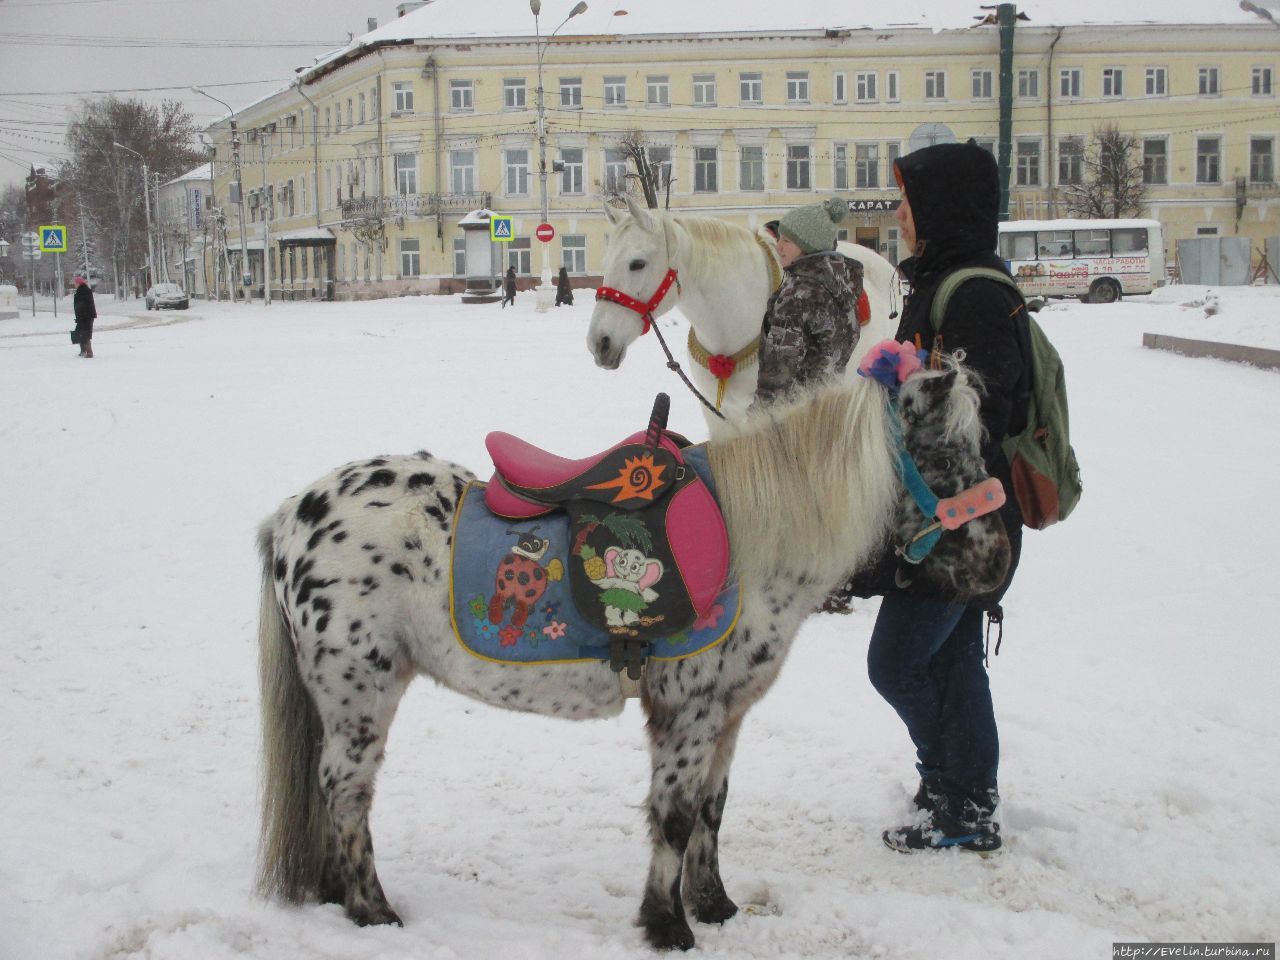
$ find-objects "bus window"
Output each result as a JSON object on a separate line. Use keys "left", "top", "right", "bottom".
{"left": 1075, "top": 229, "right": 1111, "bottom": 257}
{"left": 1000, "top": 231, "right": 1036, "bottom": 260}
{"left": 1037, "top": 231, "right": 1072, "bottom": 257}
{"left": 1112, "top": 228, "right": 1148, "bottom": 255}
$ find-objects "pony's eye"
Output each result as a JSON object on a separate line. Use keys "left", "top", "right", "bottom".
{"left": 629, "top": 259, "right": 646, "bottom": 271}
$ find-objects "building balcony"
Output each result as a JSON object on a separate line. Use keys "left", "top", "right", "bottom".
{"left": 341, "top": 191, "right": 493, "bottom": 221}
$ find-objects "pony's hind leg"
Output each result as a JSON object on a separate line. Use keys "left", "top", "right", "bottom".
{"left": 639, "top": 678, "right": 728, "bottom": 951}
{"left": 682, "top": 717, "right": 743, "bottom": 926}
{"left": 308, "top": 637, "right": 413, "bottom": 926}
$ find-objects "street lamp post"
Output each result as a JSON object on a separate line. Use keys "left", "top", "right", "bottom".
{"left": 191, "top": 87, "right": 251, "bottom": 300}
{"left": 113, "top": 141, "right": 155, "bottom": 294}
{"left": 532, "top": 0, "right": 587, "bottom": 312}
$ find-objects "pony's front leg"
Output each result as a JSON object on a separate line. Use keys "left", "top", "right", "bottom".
{"left": 639, "top": 688, "right": 727, "bottom": 951}
{"left": 682, "top": 716, "right": 743, "bottom": 925}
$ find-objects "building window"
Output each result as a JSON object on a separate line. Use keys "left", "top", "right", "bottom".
{"left": 886, "top": 141, "right": 902, "bottom": 182}
{"left": 740, "top": 72, "right": 763, "bottom": 104}
{"left": 604, "top": 147, "right": 627, "bottom": 193}
{"left": 786, "top": 143, "right": 811, "bottom": 190}
{"left": 855, "top": 143, "right": 879, "bottom": 189}
{"left": 1145, "top": 67, "right": 1167, "bottom": 97}
{"left": 504, "top": 148, "right": 530, "bottom": 195}
{"left": 1250, "top": 138, "right": 1274, "bottom": 184}
{"left": 560, "top": 77, "right": 582, "bottom": 109}
{"left": 394, "top": 152, "right": 417, "bottom": 195}
{"left": 1198, "top": 67, "right": 1220, "bottom": 96}
{"left": 886, "top": 71, "right": 900, "bottom": 102}
{"left": 1017, "top": 69, "right": 1039, "bottom": 98}
{"left": 1196, "top": 137, "right": 1221, "bottom": 183}
{"left": 1016, "top": 140, "right": 1041, "bottom": 186}
{"left": 786, "top": 71, "right": 810, "bottom": 103}
{"left": 925, "top": 71, "right": 946, "bottom": 100}
{"left": 1060, "top": 68, "right": 1081, "bottom": 98}
{"left": 450, "top": 149, "right": 476, "bottom": 193}
{"left": 561, "top": 147, "right": 584, "bottom": 194}
{"left": 972, "top": 70, "right": 993, "bottom": 100}
{"left": 855, "top": 71, "right": 877, "bottom": 102}
{"left": 645, "top": 146, "right": 672, "bottom": 193}
{"left": 453, "top": 237, "right": 466, "bottom": 276}
{"left": 693, "top": 74, "right": 716, "bottom": 106}
{"left": 646, "top": 75, "right": 670, "bottom": 107}
{"left": 393, "top": 82, "right": 414, "bottom": 113}
{"left": 694, "top": 147, "right": 718, "bottom": 192}
{"left": 739, "top": 145, "right": 764, "bottom": 191}
{"left": 358, "top": 93, "right": 366, "bottom": 124}
{"left": 346, "top": 99, "right": 353, "bottom": 128}
{"left": 504, "top": 78, "right": 527, "bottom": 109}
{"left": 450, "top": 80, "right": 473, "bottom": 112}
{"left": 1058, "top": 137, "right": 1084, "bottom": 185}
{"left": 1253, "top": 66, "right": 1274, "bottom": 96}
{"left": 834, "top": 143, "right": 848, "bottom": 190}
{"left": 562, "top": 235, "right": 586, "bottom": 274}
{"left": 400, "top": 238, "right": 420, "bottom": 277}
{"left": 508, "top": 237, "right": 531, "bottom": 275}
{"left": 1102, "top": 67, "right": 1124, "bottom": 98}
{"left": 604, "top": 76, "right": 626, "bottom": 108}
{"left": 971, "top": 139, "right": 994, "bottom": 157}
{"left": 1143, "top": 139, "right": 1168, "bottom": 185}
{"left": 833, "top": 72, "right": 847, "bottom": 104}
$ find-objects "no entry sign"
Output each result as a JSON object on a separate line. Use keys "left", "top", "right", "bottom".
{"left": 535, "top": 223, "right": 555, "bottom": 243}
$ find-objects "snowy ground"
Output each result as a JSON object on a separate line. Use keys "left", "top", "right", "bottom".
{"left": 2, "top": 283, "right": 1277, "bottom": 960}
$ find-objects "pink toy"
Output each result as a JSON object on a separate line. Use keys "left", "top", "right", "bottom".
{"left": 935, "top": 478, "right": 1006, "bottom": 531}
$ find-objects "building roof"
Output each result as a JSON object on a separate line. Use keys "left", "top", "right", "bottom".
{"left": 164, "top": 163, "right": 213, "bottom": 188}
{"left": 355, "top": 0, "right": 1266, "bottom": 47}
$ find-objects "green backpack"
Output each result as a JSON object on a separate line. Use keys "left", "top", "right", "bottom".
{"left": 929, "top": 267, "right": 1083, "bottom": 530}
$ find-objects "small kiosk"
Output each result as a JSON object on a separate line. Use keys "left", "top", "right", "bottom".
{"left": 459, "top": 209, "right": 503, "bottom": 303}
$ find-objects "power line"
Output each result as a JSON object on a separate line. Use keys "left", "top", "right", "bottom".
{"left": 0, "top": 78, "right": 296, "bottom": 98}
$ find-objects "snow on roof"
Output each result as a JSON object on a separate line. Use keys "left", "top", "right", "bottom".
{"left": 165, "top": 163, "right": 213, "bottom": 187}
{"left": 1001, "top": 217, "right": 1163, "bottom": 231}
{"left": 353, "top": 0, "right": 1265, "bottom": 48}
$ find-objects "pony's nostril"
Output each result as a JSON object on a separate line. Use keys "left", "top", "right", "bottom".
{"left": 599, "top": 335, "right": 612, "bottom": 355}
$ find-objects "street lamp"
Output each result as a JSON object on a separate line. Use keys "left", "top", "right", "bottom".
{"left": 532, "top": 0, "right": 588, "bottom": 311}
{"left": 113, "top": 141, "right": 156, "bottom": 292}
{"left": 191, "top": 87, "right": 251, "bottom": 298}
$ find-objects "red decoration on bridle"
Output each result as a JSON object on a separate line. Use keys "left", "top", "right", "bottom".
{"left": 595, "top": 268, "right": 680, "bottom": 336}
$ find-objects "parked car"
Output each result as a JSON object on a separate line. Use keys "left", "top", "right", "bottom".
{"left": 145, "top": 283, "right": 189, "bottom": 310}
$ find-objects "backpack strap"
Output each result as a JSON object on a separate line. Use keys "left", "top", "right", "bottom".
{"left": 929, "top": 266, "right": 1023, "bottom": 332}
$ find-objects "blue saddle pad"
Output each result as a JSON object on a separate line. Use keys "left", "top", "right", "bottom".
{"left": 449, "top": 446, "right": 741, "bottom": 666}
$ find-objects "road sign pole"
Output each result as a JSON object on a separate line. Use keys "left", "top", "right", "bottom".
{"left": 53, "top": 252, "right": 59, "bottom": 318}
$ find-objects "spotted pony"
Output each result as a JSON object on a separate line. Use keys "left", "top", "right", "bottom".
{"left": 255, "top": 363, "right": 1007, "bottom": 951}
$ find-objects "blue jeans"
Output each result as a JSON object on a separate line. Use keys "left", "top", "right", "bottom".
{"left": 867, "top": 593, "right": 999, "bottom": 819}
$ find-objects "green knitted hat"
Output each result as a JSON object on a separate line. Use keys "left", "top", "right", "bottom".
{"left": 778, "top": 197, "right": 847, "bottom": 254}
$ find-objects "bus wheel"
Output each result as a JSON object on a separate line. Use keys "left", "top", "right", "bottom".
{"left": 1089, "top": 278, "right": 1122, "bottom": 304}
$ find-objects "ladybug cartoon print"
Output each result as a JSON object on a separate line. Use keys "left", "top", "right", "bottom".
{"left": 488, "top": 528, "right": 564, "bottom": 628}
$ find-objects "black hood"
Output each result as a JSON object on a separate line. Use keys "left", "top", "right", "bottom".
{"left": 894, "top": 141, "right": 1000, "bottom": 278}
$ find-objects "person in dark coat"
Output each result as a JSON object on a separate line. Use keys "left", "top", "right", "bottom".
{"left": 72, "top": 275, "right": 97, "bottom": 358}
{"left": 555, "top": 266, "right": 574, "bottom": 306}
{"left": 850, "top": 140, "right": 1029, "bottom": 855}
{"left": 753, "top": 197, "right": 863, "bottom": 406}
{"left": 501, "top": 266, "right": 517, "bottom": 308}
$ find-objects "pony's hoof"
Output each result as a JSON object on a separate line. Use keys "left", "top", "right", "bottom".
{"left": 645, "top": 919, "right": 696, "bottom": 952}
{"left": 349, "top": 903, "right": 403, "bottom": 927}
{"left": 693, "top": 893, "right": 738, "bottom": 925}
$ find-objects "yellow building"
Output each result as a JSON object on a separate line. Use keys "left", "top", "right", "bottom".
{"left": 199, "top": 1, "right": 1280, "bottom": 299}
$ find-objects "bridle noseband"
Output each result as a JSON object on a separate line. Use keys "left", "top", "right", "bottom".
{"left": 595, "top": 267, "right": 680, "bottom": 336}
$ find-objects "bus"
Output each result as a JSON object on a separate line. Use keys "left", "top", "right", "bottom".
{"left": 997, "top": 218, "right": 1165, "bottom": 303}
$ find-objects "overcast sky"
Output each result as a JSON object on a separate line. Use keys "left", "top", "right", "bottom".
{"left": 0, "top": 0, "right": 404, "bottom": 189}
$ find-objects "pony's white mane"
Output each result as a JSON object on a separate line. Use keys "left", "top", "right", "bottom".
{"left": 708, "top": 377, "right": 900, "bottom": 592}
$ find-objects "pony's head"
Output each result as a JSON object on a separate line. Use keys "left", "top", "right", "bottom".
{"left": 588, "top": 195, "right": 681, "bottom": 370}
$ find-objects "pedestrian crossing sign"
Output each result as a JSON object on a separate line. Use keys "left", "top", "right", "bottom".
{"left": 489, "top": 215, "right": 514, "bottom": 243}
{"left": 39, "top": 225, "right": 68, "bottom": 253}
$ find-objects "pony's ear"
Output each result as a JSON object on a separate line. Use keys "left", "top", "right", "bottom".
{"left": 603, "top": 199, "right": 625, "bottom": 226}
{"left": 624, "top": 193, "right": 657, "bottom": 233}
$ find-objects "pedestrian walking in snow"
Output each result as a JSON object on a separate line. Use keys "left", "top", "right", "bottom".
{"left": 72, "top": 275, "right": 96, "bottom": 359}
{"left": 501, "top": 266, "right": 517, "bottom": 308}
{"left": 555, "top": 266, "right": 574, "bottom": 307}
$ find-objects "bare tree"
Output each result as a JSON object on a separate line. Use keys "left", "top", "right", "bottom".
{"left": 599, "top": 132, "right": 673, "bottom": 210}
{"left": 1062, "top": 124, "right": 1147, "bottom": 219}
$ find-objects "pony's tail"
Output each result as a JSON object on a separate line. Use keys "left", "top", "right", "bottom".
{"left": 256, "top": 521, "right": 329, "bottom": 903}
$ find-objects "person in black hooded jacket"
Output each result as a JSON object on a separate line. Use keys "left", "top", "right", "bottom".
{"left": 859, "top": 140, "right": 1029, "bottom": 855}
